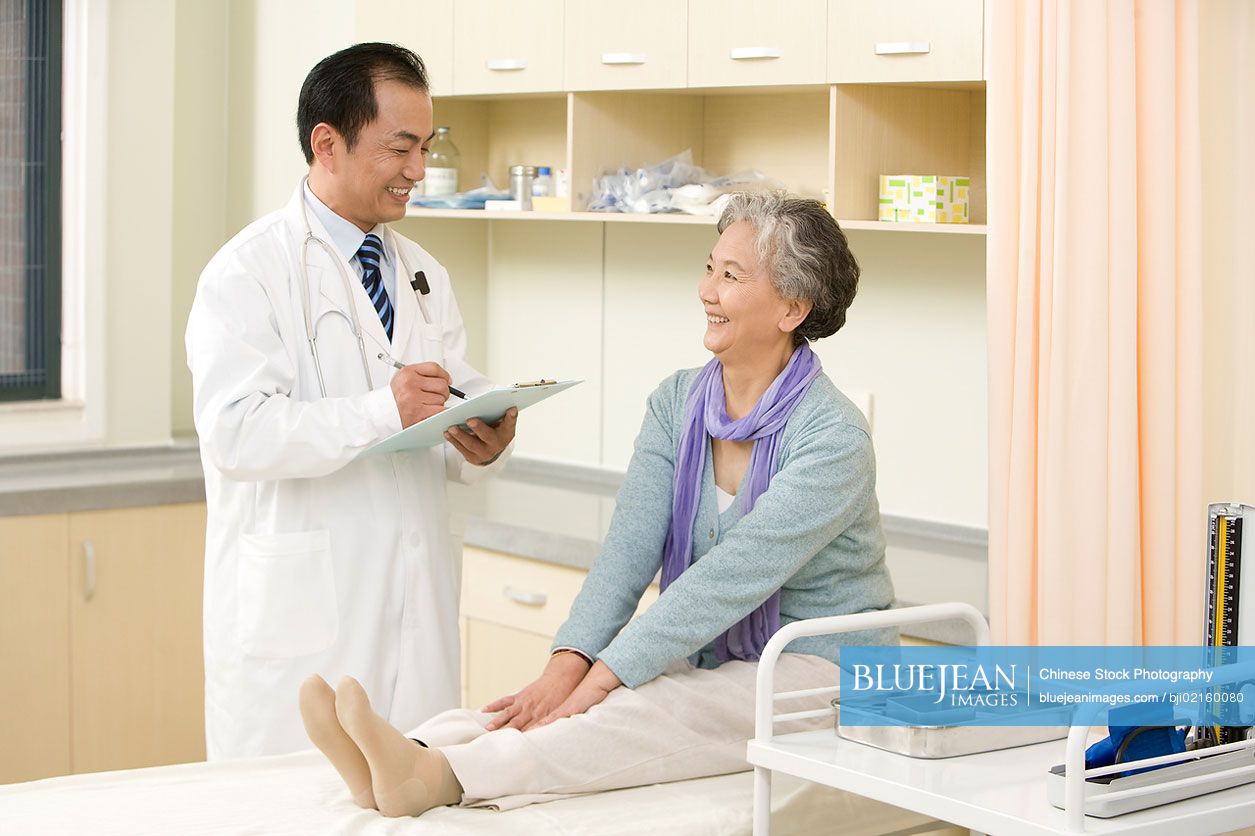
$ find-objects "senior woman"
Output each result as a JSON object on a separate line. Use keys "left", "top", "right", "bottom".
{"left": 299, "top": 191, "right": 896, "bottom": 817}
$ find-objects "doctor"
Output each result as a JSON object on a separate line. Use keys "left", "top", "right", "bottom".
{"left": 186, "top": 43, "right": 516, "bottom": 760}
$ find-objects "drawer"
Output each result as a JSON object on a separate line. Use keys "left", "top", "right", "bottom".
{"left": 827, "top": 0, "right": 983, "bottom": 83}
{"left": 688, "top": 0, "right": 827, "bottom": 88}
{"left": 452, "top": 0, "right": 565, "bottom": 95}
{"left": 461, "top": 547, "right": 660, "bottom": 637}
{"left": 462, "top": 547, "right": 587, "bottom": 636}
{"left": 565, "top": 0, "right": 688, "bottom": 91}
{"left": 354, "top": 0, "right": 454, "bottom": 97}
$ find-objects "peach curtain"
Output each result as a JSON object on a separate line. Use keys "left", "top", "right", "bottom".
{"left": 987, "top": 0, "right": 1203, "bottom": 645}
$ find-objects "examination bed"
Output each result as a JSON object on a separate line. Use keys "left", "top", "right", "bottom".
{"left": 0, "top": 743, "right": 950, "bottom": 835}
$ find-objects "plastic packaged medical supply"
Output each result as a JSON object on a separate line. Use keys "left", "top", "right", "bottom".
{"left": 410, "top": 174, "right": 510, "bottom": 210}
{"left": 555, "top": 168, "right": 570, "bottom": 198}
{"left": 532, "top": 166, "right": 552, "bottom": 197}
{"left": 587, "top": 150, "right": 785, "bottom": 215}
{"left": 425, "top": 127, "right": 460, "bottom": 196}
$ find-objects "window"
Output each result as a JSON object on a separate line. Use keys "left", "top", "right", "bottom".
{"left": 0, "top": 0, "right": 60, "bottom": 402}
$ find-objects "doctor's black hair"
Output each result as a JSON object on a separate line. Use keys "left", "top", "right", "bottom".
{"left": 297, "top": 42, "right": 429, "bottom": 165}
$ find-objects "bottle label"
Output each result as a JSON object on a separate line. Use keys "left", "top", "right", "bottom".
{"left": 424, "top": 167, "right": 458, "bottom": 197}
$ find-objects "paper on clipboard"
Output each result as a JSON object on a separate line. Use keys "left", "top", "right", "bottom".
{"left": 358, "top": 379, "right": 582, "bottom": 459}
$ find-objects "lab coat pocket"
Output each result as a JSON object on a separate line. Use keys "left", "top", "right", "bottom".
{"left": 236, "top": 529, "right": 339, "bottom": 658}
{"left": 416, "top": 321, "right": 444, "bottom": 366}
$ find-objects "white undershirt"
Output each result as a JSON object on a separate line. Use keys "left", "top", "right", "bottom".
{"left": 716, "top": 486, "right": 735, "bottom": 513}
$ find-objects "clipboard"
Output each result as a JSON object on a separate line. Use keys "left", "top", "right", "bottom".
{"left": 358, "top": 379, "right": 581, "bottom": 459}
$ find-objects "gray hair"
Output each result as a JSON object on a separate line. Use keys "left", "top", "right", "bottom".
{"left": 716, "top": 191, "right": 860, "bottom": 344}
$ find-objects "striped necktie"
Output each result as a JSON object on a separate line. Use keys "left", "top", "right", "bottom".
{"left": 355, "top": 233, "right": 394, "bottom": 341}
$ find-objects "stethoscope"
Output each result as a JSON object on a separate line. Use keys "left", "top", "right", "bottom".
{"left": 296, "top": 177, "right": 435, "bottom": 398}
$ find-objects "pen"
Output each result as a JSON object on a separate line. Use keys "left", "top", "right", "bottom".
{"left": 378, "top": 353, "right": 467, "bottom": 399}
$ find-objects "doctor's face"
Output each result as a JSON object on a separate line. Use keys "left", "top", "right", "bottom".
{"left": 320, "top": 79, "right": 433, "bottom": 232}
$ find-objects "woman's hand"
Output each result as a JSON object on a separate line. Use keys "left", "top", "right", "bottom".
{"left": 482, "top": 650, "right": 590, "bottom": 731}
{"left": 531, "top": 660, "right": 623, "bottom": 728}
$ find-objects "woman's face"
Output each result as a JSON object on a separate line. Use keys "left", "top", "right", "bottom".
{"left": 699, "top": 221, "right": 803, "bottom": 364}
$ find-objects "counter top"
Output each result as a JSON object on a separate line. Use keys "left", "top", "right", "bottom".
{"left": 0, "top": 444, "right": 987, "bottom": 643}
{"left": 0, "top": 442, "right": 207, "bottom": 516}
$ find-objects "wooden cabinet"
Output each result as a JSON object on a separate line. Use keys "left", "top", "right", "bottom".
{"left": 828, "top": 0, "right": 984, "bottom": 83}
{"left": 687, "top": 0, "right": 827, "bottom": 88}
{"left": 452, "top": 0, "right": 564, "bottom": 96}
{"left": 0, "top": 503, "right": 206, "bottom": 784}
{"left": 362, "top": 1, "right": 985, "bottom": 92}
{"left": 0, "top": 515, "right": 71, "bottom": 784}
{"left": 355, "top": 0, "right": 454, "bottom": 96}
{"left": 565, "top": 0, "right": 688, "bottom": 91}
{"left": 460, "top": 547, "right": 659, "bottom": 710}
{"left": 68, "top": 504, "right": 207, "bottom": 774}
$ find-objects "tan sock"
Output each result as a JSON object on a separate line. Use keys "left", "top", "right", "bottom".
{"left": 298, "top": 674, "right": 376, "bottom": 809}
{"left": 334, "top": 675, "right": 463, "bottom": 818}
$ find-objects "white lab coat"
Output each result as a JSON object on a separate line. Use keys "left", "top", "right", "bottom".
{"left": 186, "top": 183, "right": 506, "bottom": 760}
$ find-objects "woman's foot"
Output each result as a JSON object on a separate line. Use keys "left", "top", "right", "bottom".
{"left": 298, "top": 674, "right": 376, "bottom": 809}
{"left": 334, "top": 676, "right": 463, "bottom": 818}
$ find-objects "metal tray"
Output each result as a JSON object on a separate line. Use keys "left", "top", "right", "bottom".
{"left": 834, "top": 699, "right": 1068, "bottom": 759}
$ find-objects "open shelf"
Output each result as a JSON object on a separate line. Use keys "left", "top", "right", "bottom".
{"left": 748, "top": 730, "right": 1255, "bottom": 835}
{"left": 424, "top": 83, "right": 986, "bottom": 226}
{"left": 404, "top": 206, "right": 986, "bottom": 234}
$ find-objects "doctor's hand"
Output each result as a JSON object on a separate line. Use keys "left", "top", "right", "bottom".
{"left": 445, "top": 407, "right": 517, "bottom": 466}
{"left": 390, "top": 362, "right": 451, "bottom": 428}
{"left": 533, "top": 660, "right": 622, "bottom": 728}
{"left": 482, "top": 649, "right": 589, "bottom": 732}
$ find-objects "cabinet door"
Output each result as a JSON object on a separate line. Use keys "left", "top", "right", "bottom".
{"left": 565, "top": 0, "right": 687, "bottom": 91}
{"left": 828, "top": 0, "right": 983, "bottom": 83}
{"left": 0, "top": 514, "right": 70, "bottom": 784}
{"left": 453, "top": 0, "right": 564, "bottom": 96}
{"left": 68, "top": 503, "right": 207, "bottom": 774}
{"left": 355, "top": 0, "right": 455, "bottom": 97}
{"left": 688, "top": 0, "right": 827, "bottom": 88}
{"left": 464, "top": 619, "right": 553, "bottom": 711}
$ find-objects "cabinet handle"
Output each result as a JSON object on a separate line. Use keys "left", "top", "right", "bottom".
{"left": 601, "top": 52, "right": 647, "bottom": 65}
{"left": 485, "top": 58, "right": 528, "bottom": 72}
{"left": 729, "top": 47, "right": 781, "bottom": 61}
{"left": 502, "top": 585, "right": 548, "bottom": 607}
{"left": 83, "top": 540, "right": 96, "bottom": 602}
{"left": 874, "top": 41, "right": 932, "bottom": 56}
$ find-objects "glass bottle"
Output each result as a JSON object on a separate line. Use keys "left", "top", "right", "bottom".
{"left": 532, "top": 166, "right": 553, "bottom": 197}
{"left": 424, "top": 127, "right": 460, "bottom": 196}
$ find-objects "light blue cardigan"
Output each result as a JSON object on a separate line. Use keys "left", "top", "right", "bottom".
{"left": 552, "top": 367, "right": 897, "bottom": 688}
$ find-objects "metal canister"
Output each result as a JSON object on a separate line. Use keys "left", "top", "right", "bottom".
{"left": 509, "top": 165, "right": 535, "bottom": 210}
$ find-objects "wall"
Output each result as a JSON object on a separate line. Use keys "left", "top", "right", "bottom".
{"left": 169, "top": 1, "right": 229, "bottom": 438}
{"left": 1200, "top": 0, "right": 1255, "bottom": 505}
{"left": 408, "top": 217, "right": 989, "bottom": 530}
{"left": 175, "top": 0, "right": 355, "bottom": 437}
{"left": 225, "top": 0, "right": 356, "bottom": 233}
{"left": 104, "top": 0, "right": 176, "bottom": 447}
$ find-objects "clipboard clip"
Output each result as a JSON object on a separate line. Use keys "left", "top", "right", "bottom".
{"left": 513, "top": 379, "right": 556, "bottom": 388}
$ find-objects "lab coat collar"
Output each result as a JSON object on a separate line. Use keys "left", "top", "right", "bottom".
{"left": 283, "top": 181, "right": 421, "bottom": 356}
{"left": 283, "top": 182, "right": 391, "bottom": 360}
{"left": 302, "top": 180, "right": 391, "bottom": 269}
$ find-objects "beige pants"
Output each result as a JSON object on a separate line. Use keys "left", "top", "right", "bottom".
{"left": 407, "top": 654, "right": 838, "bottom": 810}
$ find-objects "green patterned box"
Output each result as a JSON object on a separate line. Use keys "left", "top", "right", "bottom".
{"left": 878, "top": 175, "right": 970, "bottom": 224}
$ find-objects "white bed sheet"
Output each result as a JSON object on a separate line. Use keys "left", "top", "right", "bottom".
{"left": 0, "top": 747, "right": 943, "bottom": 835}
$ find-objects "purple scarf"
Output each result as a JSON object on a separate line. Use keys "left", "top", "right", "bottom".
{"left": 661, "top": 343, "right": 822, "bottom": 662}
